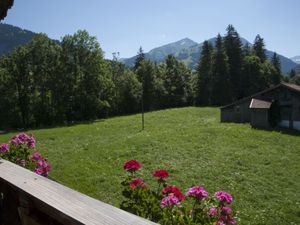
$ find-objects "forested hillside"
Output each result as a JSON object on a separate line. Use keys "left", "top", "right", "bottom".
{"left": 0, "top": 25, "right": 297, "bottom": 129}
{"left": 0, "top": 23, "right": 36, "bottom": 56}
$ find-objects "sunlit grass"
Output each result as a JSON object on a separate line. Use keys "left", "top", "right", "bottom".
{"left": 0, "top": 107, "right": 299, "bottom": 224}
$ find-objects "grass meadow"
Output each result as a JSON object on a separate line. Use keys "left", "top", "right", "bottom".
{"left": 0, "top": 107, "right": 299, "bottom": 224}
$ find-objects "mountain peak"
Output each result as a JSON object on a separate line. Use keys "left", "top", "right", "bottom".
{"left": 290, "top": 56, "right": 300, "bottom": 64}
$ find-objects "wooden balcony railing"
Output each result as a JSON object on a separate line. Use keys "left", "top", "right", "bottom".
{"left": 0, "top": 159, "right": 157, "bottom": 225}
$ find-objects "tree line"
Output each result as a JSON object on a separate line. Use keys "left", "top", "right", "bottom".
{"left": 0, "top": 25, "right": 290, "bottom": 129}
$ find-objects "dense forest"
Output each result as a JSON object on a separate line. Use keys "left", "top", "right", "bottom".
{"left": 0, "top": 25, "right": 299, "bottom": 129}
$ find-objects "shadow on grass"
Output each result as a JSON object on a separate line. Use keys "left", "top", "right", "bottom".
{"left": 252, "top": 126, "right": 300, "bottom": 136}
{"left": 0, "top": 119, "right": 106, "bottom": 136}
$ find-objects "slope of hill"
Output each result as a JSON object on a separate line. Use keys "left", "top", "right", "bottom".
{"left": 0, "top": 23, "right": 36, "bottom": 56}
{"left": 122, "top": 38, "right": 197, "bottom": 68}
{"left": 122, "top": 37, "right": 298, "bottom": 74}
{"left": 290, "top": 55, "right": 300, "bottom": 64}
{"left": 0, "top": 107, "right": 299, "bottom": 225}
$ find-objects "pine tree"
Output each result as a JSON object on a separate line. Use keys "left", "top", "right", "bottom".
{"left": 136, "top": 60, "right": 156, "bottom": 111}
{"left": 162, "top": 55, "right": 188, "bottom": 107}
{"left": 290, "top": 69, "right": 296, "bottom": 78}
{"left": 223, "top": 24, "right": 243, "bottom": 100}
{"left": 195, "top": 41, "right": 212, "bottom": 105}
{"left": 270, "top": 52, "right": 281, "bottom": 84}
{"left": 210, "top": 34, "right": 231, "bottom": 105}
{"left": 252, "top": 35, "right": 266, "bottom": 63}
{"left": 134, "top": 47, "right": 145, "bottom": 71}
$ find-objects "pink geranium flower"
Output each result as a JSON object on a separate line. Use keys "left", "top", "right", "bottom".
{"left": 0, "top": 143, "right": 9, "bottom": 152}
{"left": 222, "top": 207, "right": 232, "bottom": 214}
{"left": 208, "top": 207, "right": 218, "bottom": 216}
{"left": 10, "top": 133, "right": 36, "bottom": 149}
{"left": 160, "top": 195, "right": 179, "bottom": 208}
{"left": 130, "top": 178, "right": 146, "bottom": 189}
{"left": 31, "top": 152, "right": 43, "bottom": 161}
{"left": 214, "top": 191, "right": 233, "bottom": 204}
{"left": 186, "top": 186, "right": 208, "bottom": 200}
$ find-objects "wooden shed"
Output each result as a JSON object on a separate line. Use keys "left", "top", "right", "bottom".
{"left": 220, "top": 83, "right": 300, "bottom": 131}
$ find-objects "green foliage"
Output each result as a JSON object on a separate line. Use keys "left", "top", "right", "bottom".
{"left": 210, "top": 34, "right": 231, "bottom": 105}
{"left": 252, "top": 35, "right": 267, "bottom": 63}
{"left": 223, "top": 25, "right": 243, "bottom": 99}
{"left": 241, "top": 55, "right": 267, "bottom": 96}
{"left": 270, "top": 52, "right": 281, "bottom": 85}
{"left": 115, "top": 70, "right": 142, "bottom": 114}
{"left": 0, "top": 30, "right": 115, "bottom": 128}
{"left": 195, "top": 41, "right": 212, "bottom": 105}
{"left": 161, "top": 55, "right": 190, "bottom": 108}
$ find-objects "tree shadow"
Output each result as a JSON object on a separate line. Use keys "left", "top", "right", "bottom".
{"left": 0, "top": 119, "right": 106, "bottom": 135}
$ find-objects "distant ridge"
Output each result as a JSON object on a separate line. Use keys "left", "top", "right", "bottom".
{"left": 0, "top": 23, "right": 36, "bottom": 56}
{"left": 122, "top": 37, "right": 298, "bottom": 74}
{"left": 290, "top": 55, "right": 300, "bottom": 64}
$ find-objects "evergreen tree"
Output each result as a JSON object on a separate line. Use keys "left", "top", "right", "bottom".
{"left": 289, "top": 69, "right": 296, "bottom": 78}
{"left": 223, "top": 24, "right": 243, "bottom": 100}
{"left": 210, "top": 34, "right": 231, "bottom": 105}
{"left": 270, "top": 52, "right": 281, "bottom": 84}
{"left": 195, "top": 41, "right": 212, "bottom": 105}
{"left": 252, "top": 35, "right": 266, "bottom": 63}
{"left": 136, "top": 60, "right": 156, "bottom": 111}
{"left": 242, "top": 55, "right": 268, "bottom": 95}
{"left": 134, "top": 47, "right": 145, "bottom": 71}
{"left": 115, "top": 70, "right": 142, "bottom": 114}
{"left": 242, "top": 43, "right": 251, "bottom": 57}
{"left": 162, "top": 55, "right": 188, "bottom": 107}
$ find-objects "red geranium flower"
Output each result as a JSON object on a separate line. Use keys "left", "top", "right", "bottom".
{"left": 152, "top": 169, "right": 169, "bottom": 179}
{"left": 123, "top": 160, "right": 141, "bottom": 172}
{"left": 162, "top": 186, "right": 185, "bottom": 201}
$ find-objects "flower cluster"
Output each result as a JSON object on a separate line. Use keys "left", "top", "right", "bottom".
{"left": 10, "top": 133, "right": 36, "bottom": 149}
{"left": 122, "top": 159, "right": 237, "bottom": 225}
{"left": 123, "top": 159, "right": 141, "bottom": 172}
{"left": 0, "top": 143, "right": 9, "bottom": 153}
{"left": 31, "top": 152, "right": 50, "bottom": 177}
{"left": 207, "top": 191, "right": 235, "bottom": 224}
{"left": 0, "top": 133, "right": 50, "bottom": 177}
{"left": 214, "top": 191, "right": 233, "bottom": 204}
{"left": 186, "top": 186, "right": 208, "bottom": 200}
{"left": 152, "top": 169, "right": 169, "bottom": 179}
{"left": 162, "top": 186, "right": 185, "bottom": 201}
{"left": 130, "top": 178, "right": 146, "bottom": 189}
{"left": 160, "top": 195, "right": 179, "bottom": 208}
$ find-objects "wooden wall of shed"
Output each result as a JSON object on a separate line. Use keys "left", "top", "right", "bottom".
{"left": 250, "top": 109, "right": 269, "bottom": 129}
{"left": 221, "top": 100, "right": 251, "bottom": 123}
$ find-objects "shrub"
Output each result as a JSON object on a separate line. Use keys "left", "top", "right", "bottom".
{"left": 0, "top": 133, "right": 50, "bottom": 177}
{"left": 121, "top": 159, "right": 237, "bottom": 225}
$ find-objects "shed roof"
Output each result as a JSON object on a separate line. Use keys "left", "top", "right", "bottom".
{"left": 0, "top": 0, "right": 14, "bottom": 20}
{"left": 221, "top": 83, "right": 300, "bottom": 109}
{"left": 249, "top": 98, "right": 272, "bottom": 109}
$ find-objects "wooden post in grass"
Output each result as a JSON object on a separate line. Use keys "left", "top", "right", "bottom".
{"left": 141, "top": 70, "right": 145, "bottom": 130}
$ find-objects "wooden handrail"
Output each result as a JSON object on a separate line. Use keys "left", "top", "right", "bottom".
{"left": 0, "top": 159, "right": 157, "bottom": 225}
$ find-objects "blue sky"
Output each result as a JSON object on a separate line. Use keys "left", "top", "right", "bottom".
{"left": 3, "top": 0, "right": 300, "bottom": 59}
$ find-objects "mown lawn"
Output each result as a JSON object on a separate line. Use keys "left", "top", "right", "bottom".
{"left": 0, "top": 107, "right": 299, "bottom": 224}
